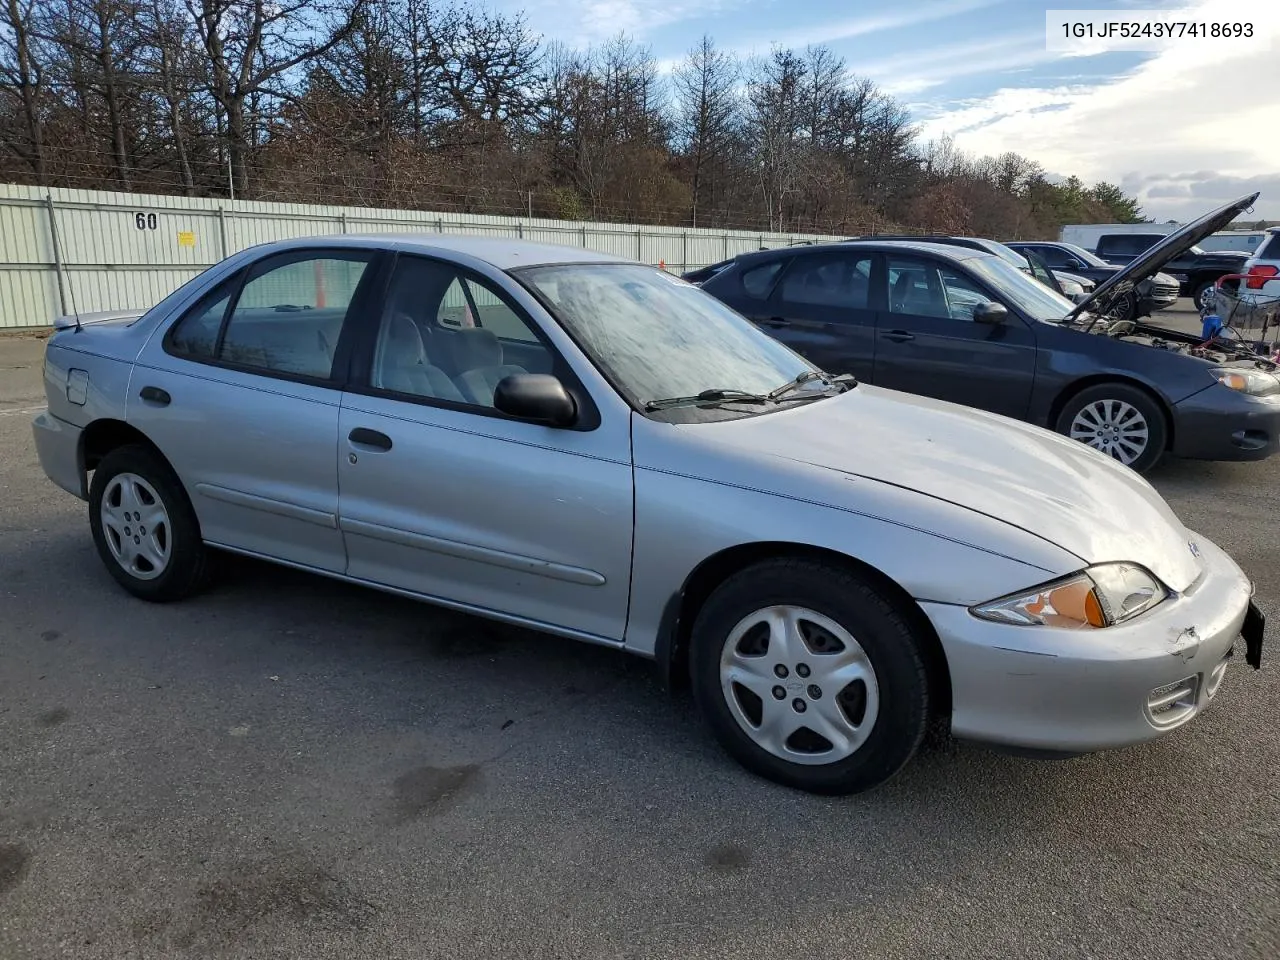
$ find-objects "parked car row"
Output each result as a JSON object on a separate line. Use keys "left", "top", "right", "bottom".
{"left": 1003, "top": 240, "right": 1181, "bottom": 318}
{"left": 1091, "top": 232, "right": 1252, "bottom": 310}
{"left": 31, "top": 194, "right": 1270, "bottom": 797}
{"left": 687, "top": 194, "right": 1279, "bottom": 474}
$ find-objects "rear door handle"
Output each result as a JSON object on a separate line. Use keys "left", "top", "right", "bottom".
{"left": 882, "top": 330, "right": 915, "bottom": 343}
{"left": 763, "top": 317, "right": 791, "bottom": 328}
{"left": 349, "top": 427, "right": 392, "bottom": 451}
{"left": 138, "top": 386, "right": 170, "bottom": 406}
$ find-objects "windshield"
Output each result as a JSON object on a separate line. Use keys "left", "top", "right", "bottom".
{"left": 518, "top": 263, "right": 819, "bottom": 419}
{"left": 965, "top": 256, "right": 1078, "bottom": 321}
{"left": 1058, "top": 242, "right": 1110, "bottom": 267}
{"left": 982, "top": 240, "right": 1032, "bottom": 270}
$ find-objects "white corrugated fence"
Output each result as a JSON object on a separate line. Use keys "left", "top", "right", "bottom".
{"left": 0, "top": 184, "right": 842, "bottom": 330}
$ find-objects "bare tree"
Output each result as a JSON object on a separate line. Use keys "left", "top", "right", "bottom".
{"left": 0, "top": 0, "right": 48, "bottom": 181}
{"left": 747, "top": 48, "right": 807, "bottom": 230}
{"left": 672, "top": 34, "right": 738, "bottom": 227}
{"left": 183, "top": 0, "right": 366, "bottom": 196}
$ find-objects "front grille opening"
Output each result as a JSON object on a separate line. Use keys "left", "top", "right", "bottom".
{"left": 1146, "top": 675, "right": 1199, "bottom": 728}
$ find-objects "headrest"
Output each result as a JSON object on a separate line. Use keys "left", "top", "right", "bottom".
{"left": 385, "top": 313, "right": 427, "bottom": 365}
{"left": 446, "top": 327, "right": 502, "bottom": 370}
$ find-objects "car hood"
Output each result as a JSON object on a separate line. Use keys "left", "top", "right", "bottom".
{"left": 1067, "top": 192, "right": 1261, "bottom": 325}
{"left": 693, "top": 386, "right": 1203, "bottom": 591}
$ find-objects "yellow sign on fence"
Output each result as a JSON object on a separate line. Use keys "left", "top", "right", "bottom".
{"left": 177, "top": 231, "right": 196, "bottom": 247}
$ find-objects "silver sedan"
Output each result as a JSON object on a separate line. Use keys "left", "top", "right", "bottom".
{"left": 32, "top": 235, "right": 1267, "bottom": 794}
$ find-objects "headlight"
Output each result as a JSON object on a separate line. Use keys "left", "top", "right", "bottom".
{"left": 971, "top": 562, "right": 1168, "bottom": 628}
{"left": 1210, "top": 366, "right": 1280, "bottom": 397}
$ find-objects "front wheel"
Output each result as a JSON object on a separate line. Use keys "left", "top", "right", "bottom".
{"left": 689, "top": 558, "right": 931, "bottom": 795}
{"left": 88, "top": 444, "right": 212, "bottom": 602}
{"left": 1055, "top": 382, "right": 1168, "bottom": 473}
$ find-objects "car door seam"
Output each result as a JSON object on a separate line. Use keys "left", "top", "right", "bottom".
{"left": 341, "top": 403, "right": 629, "bottom": 464}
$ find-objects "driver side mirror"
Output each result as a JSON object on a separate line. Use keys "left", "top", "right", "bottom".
{"left": 973, "top": 302, "right": 1009, "bottom": 325}
{"left": 494, "top": 373, "right": 578, "bottom": 427}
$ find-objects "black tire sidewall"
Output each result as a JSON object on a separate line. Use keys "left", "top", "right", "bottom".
{"left": 88, "top": 444, "right": 208, "bottom": 602}
{"left": 1056, "top": 383, "right": 1167, "bottom": 473}
{"left": 1193, "top": 281, "right": 1214, "bottom": 310}
{"left": 689, "top": 559, "right": 930, "bottom": 795}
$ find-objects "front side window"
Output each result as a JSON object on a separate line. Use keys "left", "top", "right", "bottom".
{"left": 168, "top": 252, "right": 372, "bottom": 380}
{"left": 518, "top": 264, "right": 816, "bottom": 419}
{"left": 371, "top": 257, "right": 545, "bottom": 407}
{"left": 965, "top": 256, "right": 1077, "bottom": 322}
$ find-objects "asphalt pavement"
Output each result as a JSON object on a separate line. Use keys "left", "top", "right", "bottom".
{"left": 2, "top": 304, "right": 1278, "bottom": 959}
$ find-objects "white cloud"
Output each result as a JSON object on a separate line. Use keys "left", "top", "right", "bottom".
{"left": 849, "top": 31, "right": 1057, "bottom": 95}
{"left": 754, "top": 0, "right": 1007, "bottom": 52}
{"left": 913, "top": 0, "right": 1280, "bottom": 219}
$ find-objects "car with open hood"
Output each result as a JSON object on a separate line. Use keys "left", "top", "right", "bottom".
{"left": 697, "top": 193, "right": 1279, "bottom": 474}
{"left": 1094, "top": 233, "right": 1251, "bottom": 310}
{"left": 31, "top": 229, "right": 1266, "bottom": 795}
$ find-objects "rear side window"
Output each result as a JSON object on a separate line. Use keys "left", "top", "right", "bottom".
{"left": 1098, "top": 235, "right": 1157, "bottom": 256}
{"left": 167, "top": 251, "right": 374, "bottom": 381}
{"left": 778, "top": 254, "right": 873, "bottom": 309}
{"left": 1259, "top": 234, "right": 1280, "bottom": 260}
{"left": 741, "top": 261, "right": 784, "bottom": 299}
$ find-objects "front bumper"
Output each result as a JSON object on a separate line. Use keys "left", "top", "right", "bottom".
{"left": 1171, "top": 383, "right": 1280, "bottom": 462}
{"left": 921, "top": 534, "right": 1259, "bottom": 754}
{"left": 32, "top": 410, "right": 86, "bottom": 500}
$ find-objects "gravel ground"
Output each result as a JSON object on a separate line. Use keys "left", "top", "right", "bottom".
{"left": 2, "top": 304, "right": 1277, "bottom": 959}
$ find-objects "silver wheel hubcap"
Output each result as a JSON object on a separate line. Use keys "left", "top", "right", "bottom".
{"left": 719, "top": 605, "right": 880, "bottom": 766}
{"left": 100, "top": 472, "right": 171, "bottom": 580}
{"left": 1069, "top": 399, "right": 1149, "bottom": 465}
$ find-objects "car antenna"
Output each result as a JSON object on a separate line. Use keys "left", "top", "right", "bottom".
{"left": 47, "top": 193, "right": 82, "bottom": 332}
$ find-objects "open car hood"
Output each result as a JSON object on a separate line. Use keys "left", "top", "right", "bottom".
{"left": 1066, "top": 192, "right": 1260, "bottom": 326}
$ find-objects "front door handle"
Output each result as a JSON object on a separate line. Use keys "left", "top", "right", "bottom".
{"left": 349, "top": 427, "right": 392, "bottom": 451}
{"left": 139, "top": 386, "right": 171, "bottom": 406}
{"left": 882, "top": 330, "right": 915, "bottom": 343}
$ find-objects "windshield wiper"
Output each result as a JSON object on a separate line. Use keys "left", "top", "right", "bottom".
{"left": 644, "top": 389, "right": 772, "bottom": 411}
{"left": 768, "top": 369, "right": 857, "bottom": 401}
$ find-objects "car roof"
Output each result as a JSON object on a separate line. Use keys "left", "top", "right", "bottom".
{"left": 728, "top": 240, "right": 992, "bottom": 266}
{"left": 239, "top": 233, "right": 634, "bottom": 270}
{"left": 838, "top": 239, "right": 988, "bottom": 259}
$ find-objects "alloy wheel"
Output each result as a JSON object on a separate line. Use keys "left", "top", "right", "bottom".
{"left": 100, "top": 472, "right": 172, "bottom": 580}
{"left": 719, "top": 604, "right": 880, "bottom": 766}
{"left": 1069, "top": 399, "right": 1149, "bottom": 465}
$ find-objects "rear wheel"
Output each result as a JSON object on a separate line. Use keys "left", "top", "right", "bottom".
{"left": 1055, "top": 382, "right": 1167, "bottom": 473}
{"left": 88, "top": 444, "right": 211, "bottom": 602}
{"left": 1193, "top": 281, "right": 1216, "bottom": 311}
{"left": 689, "top": 558, "right": 930, "bottom": 795}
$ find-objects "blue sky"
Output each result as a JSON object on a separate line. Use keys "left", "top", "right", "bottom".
{"left": 502, "top": 0, "right": 1280, "bottom": 221}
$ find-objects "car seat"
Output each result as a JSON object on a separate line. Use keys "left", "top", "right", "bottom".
{"left": 446, "top": 328, "right": 528, "bottom": 406}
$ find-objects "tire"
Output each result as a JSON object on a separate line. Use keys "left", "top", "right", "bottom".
{"left": 1055, "top": 382, "right": 1168, "bottom": 474}
{"left": 88, "top": 443, "right": 212, "bottom": 602}
{"left": 1192, "top": 281, "right": 1215, "bottom": 311}
{"left": 689, "top": 558, "right": 930, "bottom": 796}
